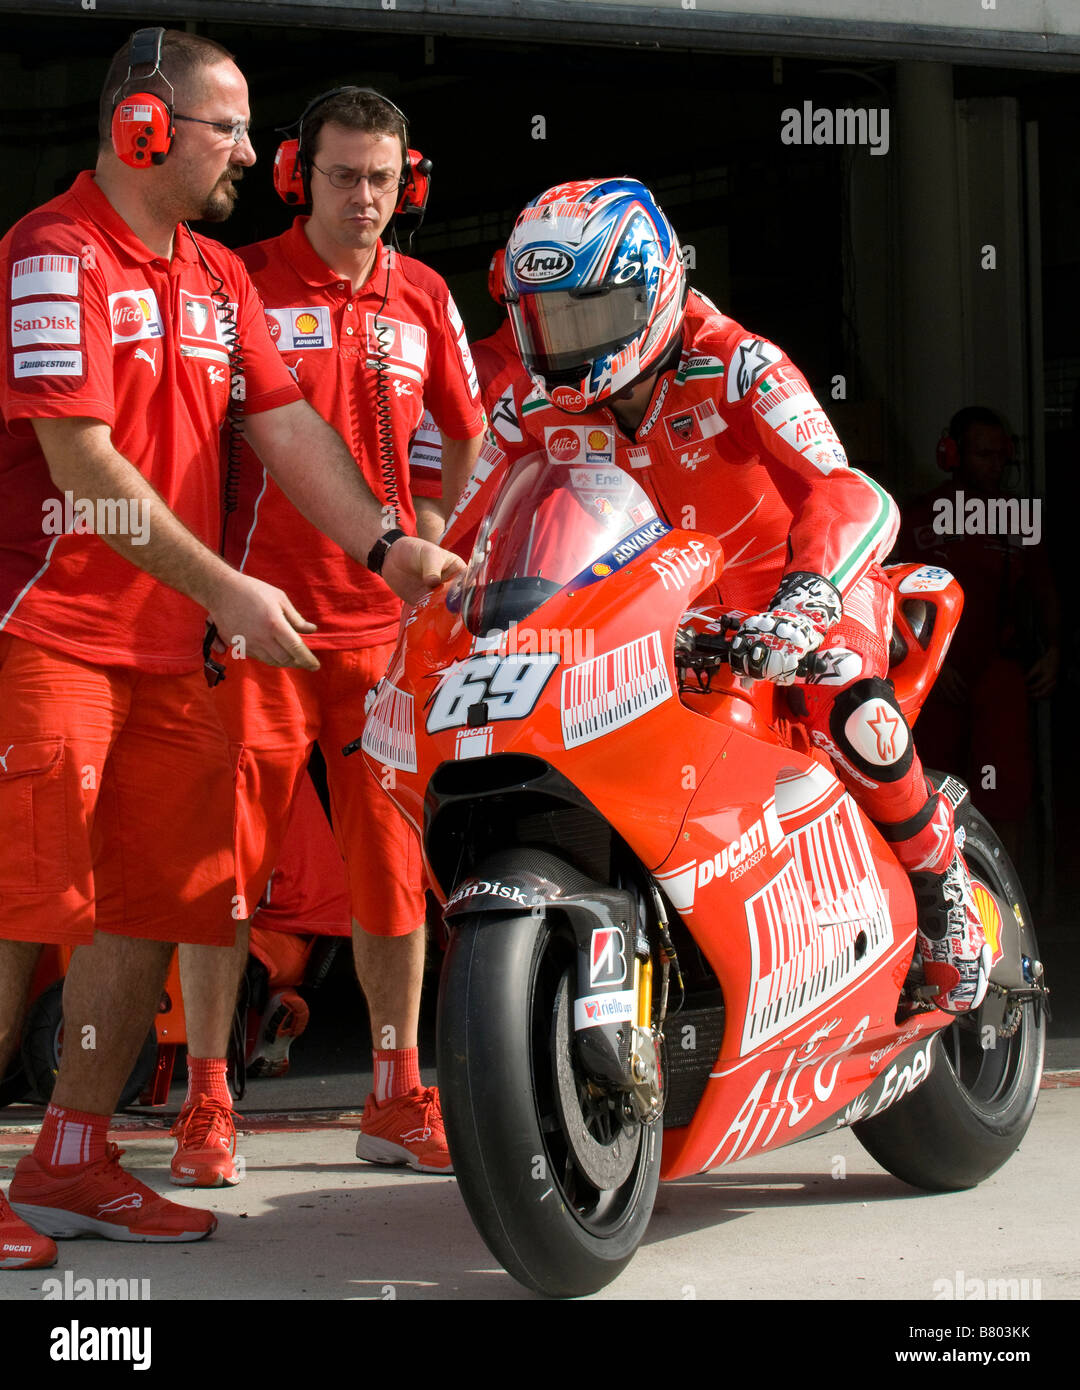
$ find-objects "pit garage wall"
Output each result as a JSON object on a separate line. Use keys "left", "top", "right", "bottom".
{"left": 0, "top": 0, "right": 1068, "bottom": 496}
{"left": 848, "top": 68, "right": 1037, "bottom": 497}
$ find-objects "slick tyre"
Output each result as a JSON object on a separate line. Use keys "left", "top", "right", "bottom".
{"left": 854, "top": 796, "right": 1045, "bottom": 1190}
{"left": 21, "top": 981, "right": 158, "bottom": 1111}
{"left": 437, "top": 912, "right": 662, "bottom": 1298}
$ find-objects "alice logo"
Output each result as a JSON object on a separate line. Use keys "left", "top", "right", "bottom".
{"left": 42, "top": 491, "right": 149, "bottom": 546}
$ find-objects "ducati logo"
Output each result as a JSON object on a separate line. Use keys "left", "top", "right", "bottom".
{"left": 184, "top": 299, "right": 209, "bottom": 336}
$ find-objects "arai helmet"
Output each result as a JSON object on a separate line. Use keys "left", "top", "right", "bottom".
{"left": 504, "top": 178, "right": 687, "bottom": 414}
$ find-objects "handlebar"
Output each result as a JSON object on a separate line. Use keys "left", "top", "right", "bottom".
{"left": 675, "top": 618, "right": 827, "bottom": 682}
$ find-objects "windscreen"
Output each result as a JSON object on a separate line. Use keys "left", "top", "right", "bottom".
{"left": 460, "top": 451, "right": 662, "bottom": 635}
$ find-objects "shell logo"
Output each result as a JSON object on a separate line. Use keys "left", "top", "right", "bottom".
{"left": 971, "top": 881, "right": 1004, "bottom": 967}
{"left": 591, "top": 562, "right": 613, "bottom": 577}
{"left": 137, "top": 297, "right": 152, "bottom": 321}
{"left": 587, "top": 429, "right": 608, "bottom": 451}
{"left": 295, "top": 312, "right": 320, "bottom": 335}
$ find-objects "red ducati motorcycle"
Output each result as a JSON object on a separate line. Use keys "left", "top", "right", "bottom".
{"left": 360, "top": 453, "right": 1047, "bottom": 1298}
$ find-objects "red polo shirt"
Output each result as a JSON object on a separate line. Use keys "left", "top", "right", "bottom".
{"left": 228, "top": 219, "right": 484, "bottom": 648}
{"left": 0, "top": 171, "right": 301, "bottom": 673}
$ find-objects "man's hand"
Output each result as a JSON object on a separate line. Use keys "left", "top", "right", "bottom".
{"left": 205, "top": 571, "right": 320, "bottom": 670}
{"left": 381, "top": 535, "right": 466, "bottom": 605}
{"left": 730, "top": 571, "right": 842, "bottom": 685}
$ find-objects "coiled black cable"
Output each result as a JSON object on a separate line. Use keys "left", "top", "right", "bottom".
{"left": 370, "top": 252, "right": 401, "bottom": 529}
{"left": 184, "top": 222, "right": 247, "bottom": 685}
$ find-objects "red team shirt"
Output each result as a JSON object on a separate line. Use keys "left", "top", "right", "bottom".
{"left": 228, "top": 219, "right": 484, "bottom": 648}
{"left": 448, "top": 291, "right": 898, "bottom": 614}
{"left": 0, "top": 172, "right": 302, "bottom": 673}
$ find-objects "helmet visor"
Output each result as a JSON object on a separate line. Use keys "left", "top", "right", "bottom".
{"left": 508, "top": 285, "right": 648, "bottom": 378}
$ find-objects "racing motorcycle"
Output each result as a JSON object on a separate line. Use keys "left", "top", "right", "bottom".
{"left": 358, "top": 452, "right": 1048, "bottom": 1298}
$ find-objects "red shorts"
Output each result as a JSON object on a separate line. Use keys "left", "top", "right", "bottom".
{"left": 213, "top": 642, "right": 424, "bottom": 938}
{"left": 257, "top": 774, "right": 351, "bottom": 937}
{"left": 0, "top": 634, "right": 239, "bottom": 947}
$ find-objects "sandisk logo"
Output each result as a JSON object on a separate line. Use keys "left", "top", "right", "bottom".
{"left": 514, "top": 247, "right": 574, "bottom": 283}
{"left": 10, "top": 300, "right": 81, "bottom": 346}
{"left": 13, "top": 312, "right": 76, "bottom": 332}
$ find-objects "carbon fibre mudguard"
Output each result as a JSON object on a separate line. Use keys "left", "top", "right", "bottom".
{"left": 443, "top": 847, "right": 640, "bottom": 1090}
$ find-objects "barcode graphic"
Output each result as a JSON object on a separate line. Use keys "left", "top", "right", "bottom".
{"left": 743, "top": 797, "right": 891, "bottom": 1049}
{"left": 360, "top": 682, "right": 417, "bottom": 772}
{"left": 695, "top": 397, "right": 728, "bottom": 439}
{"left": 399, "top": 319, "right": 428, "bottom": 366}
{"left": 753, "top": 374, "right": 805, "bottom": 415}
{"left": 560, "top": 631, "right": 671, "bottom": 749}
{"left": 14, "top": 255, "right": 76, "bottom": 279}
{"left": 11, "top": 255, "right": 79, "bottom": 300}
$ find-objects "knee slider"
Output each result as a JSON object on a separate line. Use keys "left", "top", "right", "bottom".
{"left": 828, "top": 677, "right": 914, "bottom": 783}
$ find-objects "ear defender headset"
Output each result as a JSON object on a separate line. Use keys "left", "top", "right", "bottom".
{"left": 111, "top": 27, "right": 175, "bottom": 168}
{"left": 937, "top": 409, "right": 1017, "bottom": 471}
{"left": 272, "top": 86, "right": 431, "bottom": 223}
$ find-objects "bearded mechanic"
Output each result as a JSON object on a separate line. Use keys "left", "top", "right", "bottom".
{"left": 446, "top": 178, "right": 991, "bottom": 1014}
{"left": 0, "top": 30, "right": 462, "bottom": 1270}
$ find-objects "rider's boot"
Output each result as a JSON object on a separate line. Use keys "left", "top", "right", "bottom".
{"left": 877, "top": 789, "right": 992, "bottom": 1014}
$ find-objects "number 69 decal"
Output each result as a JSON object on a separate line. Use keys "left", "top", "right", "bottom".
{"left": 425, "top": 653, "right": 559, "bottom": 733}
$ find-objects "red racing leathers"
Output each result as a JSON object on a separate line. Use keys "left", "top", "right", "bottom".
{"left": 445, "top": 289, "right": 932, "bottom": 830}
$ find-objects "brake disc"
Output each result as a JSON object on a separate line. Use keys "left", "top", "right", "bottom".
{"left": 551, "top": 972, "right": 639, "bottom": 1189}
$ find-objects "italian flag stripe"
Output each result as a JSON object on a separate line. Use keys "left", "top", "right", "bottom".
{"left": 830, "top": 470, "right": 893, "bottom": 591}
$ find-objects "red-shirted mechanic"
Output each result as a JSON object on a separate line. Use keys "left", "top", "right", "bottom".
{"left": 445, "top": 178, "right": 991, "bottom": 1018}
{"left": 170, "top": 87, "right": 485, "bottom": 1185}
{"left": 0, "top": 31, "right": 462, "bottom": 1270}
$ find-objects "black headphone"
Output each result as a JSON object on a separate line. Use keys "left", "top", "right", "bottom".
{"left": 272, "top": 85, "right": 431, "bottom": 222}
{"left": 110, "top": 27, "right": 175, "bottom": 167}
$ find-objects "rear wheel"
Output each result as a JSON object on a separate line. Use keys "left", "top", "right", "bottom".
{"left": 854, "top": 799, "right": 1045, "bottom": 1189}
{"left": 437, "top": 911, "right": 662, "bottom": 1298}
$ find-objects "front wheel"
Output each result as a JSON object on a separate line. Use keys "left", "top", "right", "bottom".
{"left": 853, "top": 796, "right": 1045, "bottom": 1190}
{"left": 437, "top": 911, "right": 662, "bottom": 1298}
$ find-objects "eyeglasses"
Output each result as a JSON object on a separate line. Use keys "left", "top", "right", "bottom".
{"left": 308, "top": 162, "right": 402, "bottom": 195}
{"left": 174, "top": 114, "right": 250, "bottom": 145}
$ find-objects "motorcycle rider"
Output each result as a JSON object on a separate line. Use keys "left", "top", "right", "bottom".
{"left": 445, "top": 177, "right": 991, "bottom": 1015}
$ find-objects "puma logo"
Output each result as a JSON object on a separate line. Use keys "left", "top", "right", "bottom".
{"left": 96, "top": 1193, "right": 143, "bottom": 1214}
{"left": 0, "top": 745, "right": 13, "bottom": 772}
{"left": 135, "top": 347, "right": 157, "bottom": 376}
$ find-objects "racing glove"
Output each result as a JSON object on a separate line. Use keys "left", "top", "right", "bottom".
{"left": 729, "top": 571, "right": 843, "bottom": 685}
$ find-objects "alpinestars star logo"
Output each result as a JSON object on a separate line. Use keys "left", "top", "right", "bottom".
{"left": 867, "top": 704, "right": 901, "bottom": 760}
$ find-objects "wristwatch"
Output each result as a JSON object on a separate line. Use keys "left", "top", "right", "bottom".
{"left": 367, "top": 527, "right": 406, "bottom": 576}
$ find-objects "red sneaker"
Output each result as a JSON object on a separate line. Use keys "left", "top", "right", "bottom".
{"left": 247, "top": 989, "right": 309, "bottom": 1079}
{"left": 170, "top": 1096, "right": 240, "bottom": 1188}
{"left": 354, "top": 1086, "right": 453, "bottom": 1174}
{"left": 9, "top": 1143, "right": 216, "bottom": 1242}
{"left": 0, "top": 1188, "right": 57, "bottom": 1269}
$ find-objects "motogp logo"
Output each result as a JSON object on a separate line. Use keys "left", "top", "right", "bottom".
{"left": 514, "top": 247, "right": 574, "bottom": 283}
